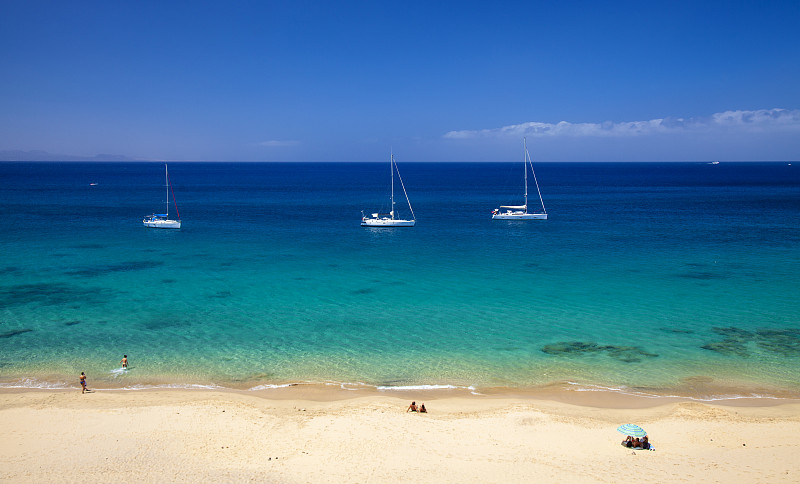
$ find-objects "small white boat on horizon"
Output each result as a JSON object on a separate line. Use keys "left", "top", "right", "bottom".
{"left": 492, "top": 138, "right": 547, "bottom": 220}
{"left": 143, "top": 163, "right": 181, "bottom": 229}
{"left": 361, "top": 151, "right": 416, "bottom": 227}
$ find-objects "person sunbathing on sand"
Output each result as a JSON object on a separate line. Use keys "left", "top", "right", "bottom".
{"left": 419, "top": 403, "right": 427, "bottom": 413}
{"left": 407, "top": 401, "right": 418, "bottom": 412}
{"left": 621, "top": 435, "right": 652, "bottom": 450}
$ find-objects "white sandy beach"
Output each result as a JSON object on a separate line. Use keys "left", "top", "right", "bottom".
{"left": 1, "top": 388, "right": 799, "bottom": 483}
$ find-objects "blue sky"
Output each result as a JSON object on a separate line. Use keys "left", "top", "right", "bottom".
{"left": 1, "top": 1, "right": 799, "bottom": 161}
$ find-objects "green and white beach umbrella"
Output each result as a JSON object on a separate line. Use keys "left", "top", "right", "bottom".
{"left": 616, "top": 424, "right": 647, "bottom": 438}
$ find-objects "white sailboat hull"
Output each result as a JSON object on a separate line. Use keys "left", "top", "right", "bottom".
{"left": 144, "top": 163, "right": 181, "bottom": 229}
{"left": 361, "top": 218, "right": 415, "bottom": 227}
{"left": 362, "top": 151, "right": 416, "bottom": 228}
{"left": 492, "top": 212, "right": 547, "bottom": 220}
{"left": 143, "top": 218, "right": 181, "bottom": 229}
{"left": 492, "top": 138, "right": 547, "bottom": 221}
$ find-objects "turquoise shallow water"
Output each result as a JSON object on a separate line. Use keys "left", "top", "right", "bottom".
{"left": 1, "top": 161, "right": 799, "bottom": 397}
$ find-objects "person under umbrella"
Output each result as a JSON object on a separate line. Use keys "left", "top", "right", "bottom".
{"left": 617, "top": 424, "right": 652, "bottom": 449}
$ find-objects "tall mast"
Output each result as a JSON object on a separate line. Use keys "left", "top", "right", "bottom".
{"left": 165, "top": 163, "right": 169, "bottom": 217}
{"left": 390, "top": 150, "right": 395, "bottom": 220}
{"left": 523, "top": 137, "right": 528, "bottom": 213}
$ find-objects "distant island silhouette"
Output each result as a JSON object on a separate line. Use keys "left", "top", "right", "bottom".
{"left": 0, "top": 150, "right": 140, "bottom": 162}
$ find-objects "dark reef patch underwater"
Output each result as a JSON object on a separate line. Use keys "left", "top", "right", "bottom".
{"left": 701, "top": 326, "right": 800, "bottom": 358}
{"left": 0, "top": 282, "right": 113, "bottom": 307}
{"left": 541, "top": 341, "right": 659, "bottom": 363}
{"left": 64, "top": 260, "right": 164, "bottom": 277}
{"left": 0, "top": 328, "right": 33, "bottom": 339}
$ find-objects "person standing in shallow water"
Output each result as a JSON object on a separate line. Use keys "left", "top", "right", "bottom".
{"left": 80, "top": 372, "right": 89, "bottom": 393}
{"left": 121, "top": 355, "right": 128, "bottom": 369}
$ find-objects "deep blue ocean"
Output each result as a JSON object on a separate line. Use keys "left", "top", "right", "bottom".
{"left": 1, "top": 161, "right": 799, "bottom": 397}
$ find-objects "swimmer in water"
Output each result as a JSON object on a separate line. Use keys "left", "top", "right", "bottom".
{"left": 121, "top": 355, "right": 128, "bottom": 369}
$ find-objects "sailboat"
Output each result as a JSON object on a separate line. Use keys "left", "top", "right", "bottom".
{"left": 492, "top": 138, "right": 547, "bottom": 220}
{"left": 361, "top": 151, "right": 416, "bottom": 227}
{"left": 143, "top": 163, "right": 182, "bottom": 229}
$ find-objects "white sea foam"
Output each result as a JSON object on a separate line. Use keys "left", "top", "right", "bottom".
{"left": 338, "top": 382, "right": 371, "bottom": 390}
{"left": 248, "top": 380, "right": 398, "bottom": 392}
{"left": 116, "top": 383, "right": 225, "bottom": 391}
{"left": 311, "top": 380, "right": 371, "bottom": 391}
{"left": 109, "top": 368, "right": 127, "bottom": 378}
{"left": 0, "top": 378, "right": 73, "bottom": 390}
{"left": 564, "top": 381, "right": 786, "bottom": 402}
{"left": 566, "top": 382, "right": 633, "bottom": 393}
{"left": 250, "top": 381, "right": 481, "bottom": 393}
{"left": 248, "top": 383, "right": 298, "bottom": 391}
{"left": 376, "top": 384, "right": 472, "bottom": 392}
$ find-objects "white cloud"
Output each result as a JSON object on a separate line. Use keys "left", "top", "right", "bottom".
{"left": 443, "top": 108, "right": 800, "bottom": 139}
{"left": 257, "top": 140, "right": 299, "bottom": 147}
